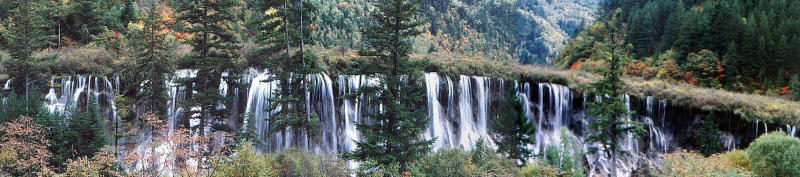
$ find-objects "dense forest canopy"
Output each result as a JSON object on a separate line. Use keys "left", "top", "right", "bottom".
{"left": 557, "top": 0, "right": 800, "bottom": 95}
{"left": 311, "top": 0, "right": 598, "bottom": 63}
{"left": 0, "top": 0, "right": 598, "bottom": 77}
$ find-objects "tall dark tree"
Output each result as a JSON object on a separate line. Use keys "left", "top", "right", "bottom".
{"left": 1, "top": 0, "right": 57, "bottom": 104}
{"left": 584, "top": 9, "right": 644, "bottom": 177}
{"left": 248, "top": 0, "right": 320, "bottom": 146}
{"left": 697, "top": 111, "right": 722, "bottom": 156}
{"left": 119, "top": 0, "right": 137, "bottom": 26}
{"left": 791, "top": 74, "right": 800, "bottom": 101}
{"left": 491, "top": 84, "right": 535, "bottom": 166}
{"left": 135, "top": 1, "right": 175, "bottom": 118}
{"left": 67, "top": 98, "right": 108, "bottom": 159}
{"left": 347, "top": 0, "right": 433, "bottom": 172}
{"left": 177, "top": 0, "right": 241, "bottom": 135}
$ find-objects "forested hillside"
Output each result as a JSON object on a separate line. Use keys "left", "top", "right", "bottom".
{"left": 312, "top": 0, "right": 598, "bottom": 63}
{"left": 556, "top": 0, "right": 800, "bottom": 96}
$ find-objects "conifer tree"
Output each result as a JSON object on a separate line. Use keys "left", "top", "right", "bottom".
{"left": 135, "top": 1, "right": 175, "bottom": 118}
{"left": 68, "top": 98, "right": 107, "bottom": 159}
{"left": 584, "top": 9, "right": 644, "bottom": 177}
{"left": 698, "top": 111, "right": 722, "bottom": 156}
{"left": 791, "top": 74, "right": 800, "bottom": 101}
{"left": 177, "top": 0, "right": 241, "bottom": 135}
{"left": 119, "top": 0, "right": 137, "bottom": 26}
{"left": 347, "top": 0, "right": 433, "bottom": 172}
{"left": 491, "top": 84, "right": 535, "bottom": 166}
{"left": 248, "top": 0, "right": 320, "bottom": 145}
{"left": 1, "top": 0, "right": 56, "bottom": 103}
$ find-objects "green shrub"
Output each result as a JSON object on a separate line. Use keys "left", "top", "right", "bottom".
{"left": 543, "top": 128, "right": 585, "bottom": 176}
{"left": 356, "top": 160, "right": 424, "bottom": 177}
{"left": 518, "top": 162, "right": 559, "bottom": 177}
{"left": 212, "top": 142, "right": 277, "bottom": 177}
{"left": 722, "top": 149, "right": 750, "bottom": 171}
{"left": 420, "top": 148, "right": 474, "bottom": 176}
{"left": 416, "top": 141, "right": 518, "bottom": 177}
{"left": 469, "top": 140, "right": 519, "bottom": 177}
{"left": 747, "top": 131, "right": 800, "bottom": 177}
{"left": 275, "top": 148, "right": 351, "bottom": 177}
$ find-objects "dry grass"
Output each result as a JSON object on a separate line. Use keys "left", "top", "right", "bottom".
{"left": 35, "top": 46, "right": 118, "bottom": 75}
{"left": 654, "top": 150, "right": 752, "bottom": 177}
{"left": 625, "top": 78, "right": 800, "bottom": 125}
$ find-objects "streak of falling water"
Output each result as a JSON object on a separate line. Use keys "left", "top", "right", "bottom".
{"left": 425, "top": 73, "right": 453, "bottom": 149}
{"left": 243, "top": 71, "right": 280, "bottom": 151}
{"left": 1, "top": 79, "right": 9, "bottom": 104}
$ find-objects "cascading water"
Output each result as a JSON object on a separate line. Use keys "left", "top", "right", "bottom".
{"left": 424, "top": 73, "right": 454, "bottom": 149}
{"left": 2, "top": 79, "right": 10, "bottom": 104}
{"left": 31, "top": 70, "right": 766, "bottom": 177}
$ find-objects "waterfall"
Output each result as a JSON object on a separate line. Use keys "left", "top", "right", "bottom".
{"left": 243, "top": 71, "right": 280, "bottom": 151}
{"left": 43, "top": 75, "right": 116, "bottom": 116}
{"left": 424, "top": 73, "right": 454, "bottom": 149}
{"left": 456, "top": 75, "right": 494, "bottom": 150}
{"left": 532, "top": 83, "right": 572, "bottom": 155}
{"left": 786, "top": 125, "right": 797, "bottom": 137}
{"left": 32, "top": 69, "right": 769, "bottom": 177}
{"left": 1, "top": 79, "right": 9, "bottom": 104}
{"left": 310, "top": 73, "right": 337, "bottom": 153}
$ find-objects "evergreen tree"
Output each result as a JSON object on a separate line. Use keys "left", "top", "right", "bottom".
{"left": 69, "top": 0, "right": 104, "bottom": 43}
{"left": 584, "top": 9, "right": 644, "bottom": 177}
{"left": 135, "top": 1, "right": 175, "bottom": 118}
{"left": 69, "top": 98, "right": 107, "bottom": 159}
{"left": 697, "top": 111, "right": 722, "bottom": 156}
{"left": 791, "top": 74, "right": 800, "bottom": 101}
{"left": 177, "top": 0, "right": 241, "bottom": 135}
{"left": 491, "top": 84, "right": 535, "bottom": 166}
{"left": 248, "top": 0, "right": 320, "bottom": 144}
{"left": 347, "top": 0, "right": 433, "bottom": 172}
{"left": 119, "top": 0, "right": 137, "bottom": 26}
{"left": 1, "top": 0, "right": 57, "bottom": 102}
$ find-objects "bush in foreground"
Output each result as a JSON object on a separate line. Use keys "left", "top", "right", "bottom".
{"left": 747, "top": 131, "right": 800, "bottom": 177}
{"left": 212, "top": 142, "right": 277, "bottom": 177}
{"left": 654, "top": 150, "right": 751, "bottom": 177}
{"left": 416, "top": 141, "right": 518, "bottom": 177}
{"left": 275, "top": 148, "right": 351, "bottom": 177}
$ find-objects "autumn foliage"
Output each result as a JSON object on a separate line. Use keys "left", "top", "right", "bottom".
{"left": 0, "top": 116, "right": 51, "bottom": 176}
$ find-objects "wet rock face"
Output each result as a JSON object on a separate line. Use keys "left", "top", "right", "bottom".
{"left": 36, "top": 71, "right": 779, "bottom": 176}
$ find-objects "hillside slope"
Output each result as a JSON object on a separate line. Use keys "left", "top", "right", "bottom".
{"left": 312, "top": 0, "right": 599, "bottom": 63}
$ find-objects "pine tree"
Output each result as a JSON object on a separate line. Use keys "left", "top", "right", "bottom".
{"left": 70, "top": 0, "right": 103, "bottom": 43}
{"left": 791, "top": 74, "right": 800, "bottom": 101}
{"left": 1, "top": 0, "right": 57, "bottom": 104}
{"left": 135, "top": 1, "right": 175, "bottom": 118}
{"left": 177, "top": 0, "right": 241, "bottom": 135}
{"left": 584, "top": 9, "right": 644, "bottom": 177}
{"left": 698, "top": 111, "right": 722, "bottom": 156}
{"left": 491, "top": 84, "right": 535, "bottom": 166}
{"left": 347, "top": 0, "right": 433, "bottom": 172}
{"left": 68, "top": 98, "right": 107, "bottom": 159}
{"left": 119, "top": 0, "right": 137, "bottom": 26}
{"left": 248, "top": 0, "right": 320, "bottom": 145}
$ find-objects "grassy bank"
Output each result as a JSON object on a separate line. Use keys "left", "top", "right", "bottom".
{"left": 317, "top": 48, "right": 800, "bottom": 126}
{"left": 9, "top": 46, "right": 800, "bottom": 126}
